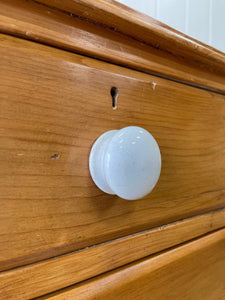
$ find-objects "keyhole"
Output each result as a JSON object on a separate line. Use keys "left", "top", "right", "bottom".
{"left": 110, "top": 87, "right": 118, "bottom": 109}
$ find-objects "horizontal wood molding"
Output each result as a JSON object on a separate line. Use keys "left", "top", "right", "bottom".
{"left": 0, "top": 209, "right": 224, "bottom": 299}
{"left": 37, "top": 0, "right": 225, "bottom": 62}
{"left": 40, "top": 228, "right": 225, "bottom": 300}
{"left": 0, "top": 0, "right": 225, "bottom": 93}
{"left": 1, "top": 34, "right": 225, "bottom": 271}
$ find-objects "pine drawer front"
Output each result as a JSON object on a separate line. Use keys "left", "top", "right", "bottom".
{"left": 1, "top": 33, "right": 225, "bottom": 271}
{"left": 44, "top": 229, "right": 225, "bottom": 300}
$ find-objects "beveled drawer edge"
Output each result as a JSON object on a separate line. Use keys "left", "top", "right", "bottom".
{"left": 41, "top": 228, "right": 225, "bottom": 300}
{"left": 37, "top": 0, "right": 225, "bottom": 74}
{"left": 1, "top": 0, "right": 225, "bottom": 94}
{"left": 0, "top": 208, "right": 225, "bottom": 299}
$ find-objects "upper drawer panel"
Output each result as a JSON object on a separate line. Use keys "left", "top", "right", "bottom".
{"left": 1, "top": 34, "right": 225, "bottom": 270}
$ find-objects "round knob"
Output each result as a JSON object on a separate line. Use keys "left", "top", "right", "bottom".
{"left": 89, "top": 126, "right": 161, "bottom": 200}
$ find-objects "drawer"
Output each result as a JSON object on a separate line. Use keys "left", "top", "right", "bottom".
{"left": 1, "top": 34, "right": 225, "bottom": 271}
{"left": 0, "top": 210, "right": 224, "bottom": 299}
{"left": 43, "top": 229, "right": 225, "bottom": 300}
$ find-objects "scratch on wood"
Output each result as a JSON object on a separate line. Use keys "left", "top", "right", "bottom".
{"left": 151, "top": 82, "right": 157, "bottom": 90}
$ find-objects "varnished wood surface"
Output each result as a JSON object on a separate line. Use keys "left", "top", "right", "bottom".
{"left": 0, "top": 209, "right": 224, "bottom": 299}
{"left": 1, "top": 34, "right": 225, "bottom": 271}
{"left": 1, "top": 0, "right": 225, "bottom": 94}
{"left": 37, "top": 0, "right": 225, "bottom": 69}
{"left": 41, "top": 229, "right": 225, "bottom": 300}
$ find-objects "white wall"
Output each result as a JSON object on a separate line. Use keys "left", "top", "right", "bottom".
{"left": 119, "top": 0, "right": 225, "bottom": 53}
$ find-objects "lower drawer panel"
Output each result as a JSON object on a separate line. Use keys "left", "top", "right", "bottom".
{"left": 45, "top": 229, "right": 225, "bottom": 300}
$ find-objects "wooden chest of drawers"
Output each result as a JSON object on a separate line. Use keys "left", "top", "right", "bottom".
{"left": 0, "top": 0, "right": 225, "bottom": 299}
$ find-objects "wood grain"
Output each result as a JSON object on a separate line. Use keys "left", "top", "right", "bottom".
{"left": 1, "top": 34, "right": 225, "bottom": 271}
{"left": 36, "top": 0, "right": 225, "bottom": 71}
{"left": 41, "top": 229, "right": 225, "bottom": 300}
{"left": 0, "top": 0, "right": 225, "bottom": 94}
{"left": 0, "top": 209, "right": 224, "bottom": 299}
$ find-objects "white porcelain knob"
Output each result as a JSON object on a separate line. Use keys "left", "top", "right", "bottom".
{"left": 89, "top": 126, "right": 161, "bottom": 200}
